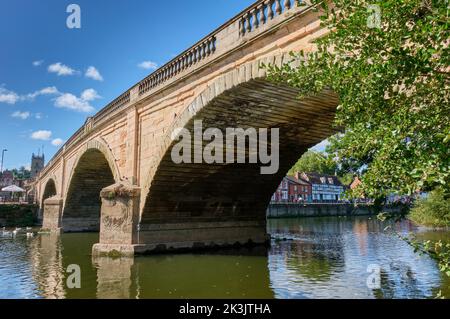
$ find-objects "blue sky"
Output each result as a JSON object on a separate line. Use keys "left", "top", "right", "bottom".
{"left": 0, "top": 0, "right": 255, "bottom": 170}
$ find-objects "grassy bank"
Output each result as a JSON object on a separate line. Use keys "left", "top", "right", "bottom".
{"left": 409, "top": 189, "right": 450, "bottom": 228}
{"left": 0, "top": 204, "right": 39, "bottom": 227}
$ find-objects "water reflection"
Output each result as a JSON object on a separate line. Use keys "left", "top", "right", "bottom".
{"left": 0, "top": 216, "right": 448, "bottom": 299}
{"left": 92, "top": 256, "right": 134, "bottom": 299}
{"left": 268, "top": 217, "right": 448, "bottom": 299}
{"left": 29, "top": 233, "right": 65, "bottom": 298}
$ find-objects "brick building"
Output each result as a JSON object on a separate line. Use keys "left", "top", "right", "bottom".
{"left": 272, "top": 175, "right": 312, "bottom": 203}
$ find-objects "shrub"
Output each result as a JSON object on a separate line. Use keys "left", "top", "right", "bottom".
{"left": 409, "top": 189, "right": 450, "bottom": 228}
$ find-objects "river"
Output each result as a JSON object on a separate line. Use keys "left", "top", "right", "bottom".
{"left": 0, "top": 216, "right": 448, "bottom": 299}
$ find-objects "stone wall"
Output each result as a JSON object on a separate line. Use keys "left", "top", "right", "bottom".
{"left": 266, "top": 203, "right": 404, "bottom": 218}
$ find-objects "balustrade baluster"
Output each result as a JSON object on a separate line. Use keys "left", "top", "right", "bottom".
{"left": 275, "top": 0, "right": 282, "bottom": 15}
{"left": 211, "top": 37, "right": 216, "bottom": 53}
{"left": 252, "top": 8, "right": 259, "bottom": 29}
{"left": 201, "top": 42, "right": 206, "bottom": 59}
{"left": 246, "top": 13, "right": 252, "bottom": 33}
{"left": 267, "top": 0, "right": 274, "bottom": 20}
{"left": 239, "top": 17, "right": 245, "bottom": 36}
{"left": 284, "top": 0, "right": 291, "bottom": 10}
{"left": 258, "top": 4, "right": 266, "bottom": 25}
{"left": 192, "top": 49, "right": 197, "bottom": 64}
{"left": 205, "top": 40, "right": 211, "bottom": 56}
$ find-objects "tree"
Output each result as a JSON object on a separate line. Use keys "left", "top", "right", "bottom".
{"left": 265, "top": 0, "right": 449, "bottom": 199}
{"left": 288, "top": 150, "right": 337, "bottom": 176}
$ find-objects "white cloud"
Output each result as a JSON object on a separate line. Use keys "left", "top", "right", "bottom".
{"left": 32, "top": 60, "right": 44, "bottom": 67}
{"left": 27, "top": 86, "right": 60, "bottom": 99}
{"left": 31, "top": 130, "right": 52, "bottom": 141}
{"left": 85, "top": 66, "right": 103, "bottom": 81}
{"left": 138, "top": 61, "right": 158, "bottom": 70}
{"left": 35, "top": 113, "right": 43, "bottom": 119}
{"left": 0, "top": 87, "right": 20, "bottom": 104}
{"left": 81, "top": 88, "right": 101, "bottom": 101}
{"left": 54, "top": 93, "right": 95, "bottom": 113}
{"left": 48, "top": 62, "right": 77, "bottom": 76}
{"left": 51, "top": 138, "right": 64, "bottom": 146}
{"left": 11, "top": 111, "right": 30, "bottom": 120}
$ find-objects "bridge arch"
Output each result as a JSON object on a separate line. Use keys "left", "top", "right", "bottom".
{"left": 62, "top": 139, "right": 120, "bottom": 232}
{"left": 41, "top": 177, "right": 57, "bottom": 206}
{"left": 138, "top": 53, "right": 339, "bottom": 249}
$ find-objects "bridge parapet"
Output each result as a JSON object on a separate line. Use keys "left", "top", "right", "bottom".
{"left": 239, "top": 0, "right": 307, "bottom": 36}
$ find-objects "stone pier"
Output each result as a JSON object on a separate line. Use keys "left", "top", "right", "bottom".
{"left": 92, "top": 183, "right": 140, "bottom": 257}
{"left": 41, "top": 196, "right": 63, "bottom": 233}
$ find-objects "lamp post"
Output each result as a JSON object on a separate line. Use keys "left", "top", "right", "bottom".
{"left": 1, "top": 149, "right": 7, "bottom": 174}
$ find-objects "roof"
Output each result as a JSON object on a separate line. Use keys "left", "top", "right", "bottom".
{"left": 285, "top": 176, "right": 311, "bottom": 186}
{"left": 300, "top": 172, "right": 343, "bottom": 186}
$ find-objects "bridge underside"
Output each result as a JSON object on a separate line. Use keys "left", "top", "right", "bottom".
{"left": 135, "top": 79, "right": 339, "bottom": 253}
{"left": 63, "top": 149, "right": 115, "bottom": 232}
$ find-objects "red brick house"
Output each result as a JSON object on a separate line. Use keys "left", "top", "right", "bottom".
{"left": 271, "top": 175, "right": 312, "bottom": 203}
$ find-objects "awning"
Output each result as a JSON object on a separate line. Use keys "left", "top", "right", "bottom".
{"left": 1, "top": 185, "right": 25, "bottom": 192}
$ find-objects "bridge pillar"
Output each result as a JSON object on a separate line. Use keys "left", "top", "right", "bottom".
{"left": 42, "top": 196, "right": 63, "bottom": 233}
{"left": 92, "top": 183, "right": 140, "bottom": 257}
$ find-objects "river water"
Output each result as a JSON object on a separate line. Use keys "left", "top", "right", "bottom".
{"left": 0, "top": 216, "right": 448, "bottom": 299}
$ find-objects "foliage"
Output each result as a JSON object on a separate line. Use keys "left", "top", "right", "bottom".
{"left": 409, "top": 188, "right": 450, "bottom": 227}
{"left": 402, "top": 234, "right": 450, "bottom": 278}
{"left": 265, "top": 0, "right": 449, "bottom": 199}
{"left": 10, "top": 167, "right": 31, "bottom": 180}
{"left": 0, "top": 204, "right": 38, "bottom": 227}
{"left": 288, "top": 150, "right": 337, "bottom": 176}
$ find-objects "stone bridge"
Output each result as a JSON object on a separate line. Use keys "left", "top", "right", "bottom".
{"left": 35, "top": 0, "right": 339, "bottom": 256}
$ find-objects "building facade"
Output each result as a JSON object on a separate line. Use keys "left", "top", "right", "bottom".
{"left": 271, "top": 176, "right": 312, "bottom": 203}
{"left": 300, "top": 172, "right": 345, "bottom": 203}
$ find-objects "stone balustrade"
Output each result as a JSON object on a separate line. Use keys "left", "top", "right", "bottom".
{"left": 239, "top": 0, "right": 301, "bottom": 36}
{"left": 93, "top": 91, "right": 131, "bottom": 126}
{"left": 138, "top": 37, "right": 217, "bottom": 96}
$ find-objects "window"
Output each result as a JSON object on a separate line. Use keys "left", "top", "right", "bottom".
{"left": 282, "top": 191, "right": 288, "bottom": 200}
{"left": 320, "top": 177, "right": 326, "bottom": 184}
{"left": 294, "top": 186, "right": 298, "bottom": 192}
{"left": 328, "top": 178, "right": 334, "bottom": 184}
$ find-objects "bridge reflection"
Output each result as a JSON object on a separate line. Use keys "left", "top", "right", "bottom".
{"left": 23, "top": 216, "right": 447, "bottom": 299}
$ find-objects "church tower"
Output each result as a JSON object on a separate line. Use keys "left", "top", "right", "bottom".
{"left": 31, "top": 153, "right": 45, "bottom": 178}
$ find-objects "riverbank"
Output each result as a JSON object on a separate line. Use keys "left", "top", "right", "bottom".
{"left": 407, "top": 188, "right": 450, "bottom": 229}
{"left": 0, "top": 204, "right": 39, "bottom": 227}
{"left": 266, "top": 203, "right": 406, "bottom": 219}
